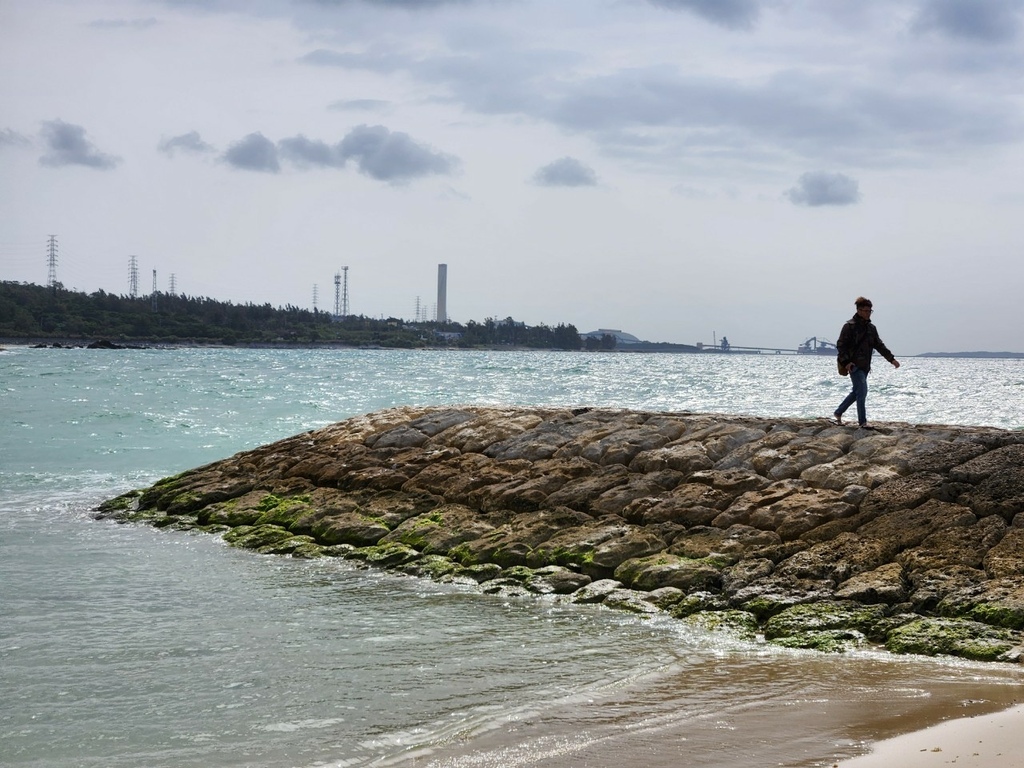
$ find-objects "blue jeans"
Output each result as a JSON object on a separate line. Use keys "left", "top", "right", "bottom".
{"left": 836, "top": 367, "right": 868, "bottom": 425}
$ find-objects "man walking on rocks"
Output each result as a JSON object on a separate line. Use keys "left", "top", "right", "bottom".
{"left": 834, "top": 296, "right": 899, "bottom": 429}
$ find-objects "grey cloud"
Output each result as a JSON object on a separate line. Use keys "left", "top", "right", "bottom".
{"left": 645, "top": 0, "right": 760, "bottom": 30}
{"left": 89, "top": 17, "right": 159, "bottom": 29}
{"left": 219, "top": 127, "right": 456, "bottom": 181}
{"left": 785, "top": 171, "right": 861, "bottom": 207}
{"left": 337, "top": 124, "right": 457, "bottom": 183}
{"left": 38, "top": 120, "right": 120, "bottom": 169}
{"left": 532, "top": 157, "right": 598, "bottom": 187}
{"left": 222, "top": 132, "right": 280, "bottom": 172}
{"left": 300, "top": 48, "right": 405, "bottom": 73}
{"left": 308, "top": 0, "right": 469, "bottom": 7}
{"left": 1, "top": 128, "right": 31, "bottom": 147}
{"left": 158, "top": 131, "right": 215, "bottom": 155}
{"left": 302, "top": 40, "right": 1023, "bottom": 172}
{"left": 913, "top": 0, "right": 1023, "bottom": 43}
{"left": 277, "top": 135, "right": 345, "bottom": 167}
{"left": 541, "top": 67, "right": 1022, "bottom": 167}
{"left": 328, "top": 98, "right": 391, "bottom": 112}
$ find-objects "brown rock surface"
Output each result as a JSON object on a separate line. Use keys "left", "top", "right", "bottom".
{"left": 97, "top": 406, "right": 1024, "bottom": 661}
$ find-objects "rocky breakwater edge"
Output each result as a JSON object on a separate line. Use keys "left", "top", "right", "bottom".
{"left": 97, "top": 406, "right": 1024, "bottom": 662}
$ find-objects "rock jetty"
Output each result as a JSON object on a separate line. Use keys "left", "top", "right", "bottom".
{"left": 96, "top": 406, "right": 1024, "bottom": 662}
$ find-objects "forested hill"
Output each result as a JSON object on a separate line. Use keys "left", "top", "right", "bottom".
{"left": 0, "top": 282, "right": 582, "bottom": 350}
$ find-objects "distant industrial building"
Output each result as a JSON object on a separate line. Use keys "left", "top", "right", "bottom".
{"left": 580, "top": 328, "right": 642, "bottom": 345}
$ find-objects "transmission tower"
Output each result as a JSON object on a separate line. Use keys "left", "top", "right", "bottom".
{"left": 333, "top": 272, "right": 341, "bottom": 318}
{"left": 169, "top": 273, "right": 177, "bottom": 296}
{"left": 151, "top": 269, "right": 158, "bottom": 312}
{"left": 128, "top": 256, "right": 139, "bottom": 298}
{"left": 340, "top": 266, "right": 349, "bottom": 317}
{"left": 46, "top": 235, "right": 58, "bottom": 292}
{"left": 414, "top": 295, "right": 422, "bottom": 322}
{"left": 313, "top": 283, "right": 319, "bottom": 312}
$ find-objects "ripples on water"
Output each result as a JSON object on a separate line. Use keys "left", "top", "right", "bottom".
{"left": 1, "top": 348, "right": 1021, "bottom": 768}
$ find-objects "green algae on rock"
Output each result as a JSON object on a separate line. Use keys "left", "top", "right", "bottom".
{"left": 94, "top": 405, "right": 1024, "bottom": 662}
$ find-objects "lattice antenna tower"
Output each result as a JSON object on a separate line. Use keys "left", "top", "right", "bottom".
{"left": 313, "top": 283, "right": 319, "bottom": 312}
{"left": 151, "top": 269, "right": 158, "bottom": 312}
{"left": 414, "top": 295, "right": 422, "bottom": 322}
{"left": 46, "top": 235, "right": 59, "bottom": 292}
{"left": 128, "top": 256, "right": 139, "bottom": 298}
{"left": 334, "top": 272, "right": 341, "bottom": 318}
{"left": 341, "top": 266, "right": 349, "bottom": 317}
{"left": 169, "top": 273, "right": 177, "bottom": 296}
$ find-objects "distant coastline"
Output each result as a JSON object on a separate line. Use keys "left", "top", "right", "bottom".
{"left": 4, "top": 338, "right": 1024, "bottom": 358}
{"left": 916, "top": 351, "right": 1024, "bottom": 359}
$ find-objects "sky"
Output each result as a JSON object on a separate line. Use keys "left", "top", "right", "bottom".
{"left": 2, "top": 0, "right": 1023, "bottom": 354}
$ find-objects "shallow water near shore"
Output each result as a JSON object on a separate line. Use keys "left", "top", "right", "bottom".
{"left": 2, "top": 347, "right": 1022, "bottom": 767}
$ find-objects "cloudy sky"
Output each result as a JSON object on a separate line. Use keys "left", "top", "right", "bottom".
{"left": 2, "top": 0, "right": 1022, "bottom": 354}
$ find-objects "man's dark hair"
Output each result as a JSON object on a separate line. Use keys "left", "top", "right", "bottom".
{"left": 855, "top": 296, "right": 872, "bottom": 308}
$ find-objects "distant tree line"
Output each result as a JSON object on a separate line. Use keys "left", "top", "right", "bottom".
{"left": 0, "top": 281, "right": 582, "bottom": 350}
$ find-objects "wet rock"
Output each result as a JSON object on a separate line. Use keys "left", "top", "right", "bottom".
{"left": 835, "top": 562, "right": 908, "bottom": 605}
{"left": 614, "top": 553, "right": 723, "bottom": 592}
{"left": 885, "top": 617, "right": 1020, "bottom": 662}
{"left": 566, "top": 578, "right": 624, "bottom": 604}
{"left": 603, "top": 588, "right": 662, "bottom": 614}
{"left": 98, "top": 405, "right": 1024, "bottom": 662}
{"left": 682, "top": 609, "right": 759, "bottom": 640}
{"left": 524, "top": 565, "right": 592, "bottom": 595}
{"left": 763, "top": 600, "right": 890, "bottom": 642}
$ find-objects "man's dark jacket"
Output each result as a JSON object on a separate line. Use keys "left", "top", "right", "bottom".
{"left": 837, "top": 315, "right": 895, "bottom": 373}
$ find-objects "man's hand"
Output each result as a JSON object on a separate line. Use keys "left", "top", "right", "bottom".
{"left": 846, "top": 363, "right": 855, "bottom": 374}
{"left": 891, "top": 359, "right": 900, "bottom": 369}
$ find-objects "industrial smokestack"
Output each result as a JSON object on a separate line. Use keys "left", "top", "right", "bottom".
{"left": 436, "top": 263, "right": 447, "bottom": 323}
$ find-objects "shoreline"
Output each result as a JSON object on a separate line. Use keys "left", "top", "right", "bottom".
{"left": 838, "top": 702, "right": 1024, "bottom": 767}
{"left": 4, "top": 337, "right": 1024, "bottom": 358}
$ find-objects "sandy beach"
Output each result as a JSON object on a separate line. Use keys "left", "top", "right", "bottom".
{"left": 838, "top": 703, "right": 1024, "bottom": 767}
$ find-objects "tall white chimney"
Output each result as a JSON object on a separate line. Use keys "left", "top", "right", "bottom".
{"left": 436, "top": 263, "right": 447, "bottom": 323}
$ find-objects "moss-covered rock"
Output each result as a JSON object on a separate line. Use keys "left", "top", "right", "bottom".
{"left": 94, "top": 489, "right": 143, "bottom": 518}
{"left": 359, "top": 542, "right": 421, "bottom": 568}
{"left": 400, "top": 554, "right": 461, "bottom": 579}
{"left": 763, "top": 601, "right": 890, "bottom": 642}
{"left": 457, "top": 563, "right": 504, "bottom": 583}
{"left": 94, "top": 406, "right": 1024, "bottom": 663}
{"left": 614, "top": 553, "right": 723, "bottom": 591}
{"left": 222, "top": 524, "right": 294, "bottom": 550}
{"left": 669, "top": 591, "right": 730, "bottom": 618}
{"left": 683, "top": 609, "right": 760, "bottom": 640}
{"left": 769, "top": 629, "right": 868, "bottom": 653}
{"left": 603, "top": 588, "right": 662, "bottom": 614}
{"left": 253, "top": 493, "right": 313, "bottom": 528}
{"left": 256, "top": 534, "right": 323, "bottom": 557}
{"left": 885, "top": 618, "right": 1019, "bottom": 661}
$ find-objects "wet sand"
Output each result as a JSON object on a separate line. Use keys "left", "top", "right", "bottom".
{"left": 837, "top": 703, "right": 1024, "bottom": 767}
{"left": 395, "top": 651, "right": 1024, "bottom": 768}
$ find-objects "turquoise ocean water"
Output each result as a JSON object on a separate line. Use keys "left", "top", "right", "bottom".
{"left": 1, "top": 347, "right": 1022, "bottom": 768}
